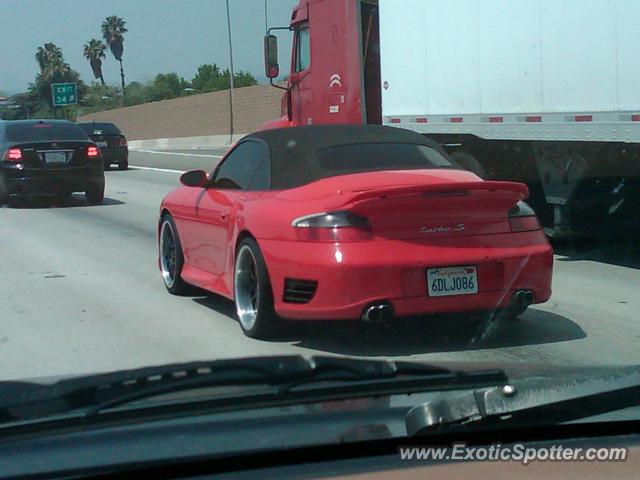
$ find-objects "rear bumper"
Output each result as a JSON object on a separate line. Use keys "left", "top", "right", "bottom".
{"left": 1, "top": 164, "right": 104, "bottom": 195}
{"left": 259, "top": 232, "right": 553, "bottom": 321}
{"left": 100, "top": 146, "right": 128, "bottom": 165}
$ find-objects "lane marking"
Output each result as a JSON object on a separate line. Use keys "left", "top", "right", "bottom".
{"left": 133, "top": 149, "right": 224, "bottom": 158}
{"left": 130, "top": 165, "right": 185, "bottom": 174}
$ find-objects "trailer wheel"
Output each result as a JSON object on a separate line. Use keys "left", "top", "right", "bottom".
{"left": 450, "top": 151, "right": 488, "bottom": 179}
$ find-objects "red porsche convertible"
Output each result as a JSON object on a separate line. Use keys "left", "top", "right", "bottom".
{"left": 158, "top": 125, "right": 553, "bottom": 338}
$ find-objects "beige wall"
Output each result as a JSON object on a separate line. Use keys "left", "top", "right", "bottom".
{"left": 77, "top": 84, "right": 284, "bottom": 140}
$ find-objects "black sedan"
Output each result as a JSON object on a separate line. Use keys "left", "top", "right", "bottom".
{"left": 0, "top": 119, "right": 105, "bottom": 204}
{"left": 78, "top": 122, "right": 128, "bottom": 170}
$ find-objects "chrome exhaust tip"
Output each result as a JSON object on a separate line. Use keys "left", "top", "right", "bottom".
{"left": 361, "top": 303, "right": 394, "bottom": 323}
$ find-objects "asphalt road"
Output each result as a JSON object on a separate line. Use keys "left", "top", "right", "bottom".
{"left": 128, "top": 148, "right": 227, "bottom": 172}
{"left": 1, "top": 150, "right": 639, "bottom": 381}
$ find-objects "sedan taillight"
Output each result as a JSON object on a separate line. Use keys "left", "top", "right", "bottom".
{"left": 6, "top": 148, "right": 22, "bottom": 162}
{"left": 291, "top": 211, "right": 372, "bottom": 241}
{"left": 87, "top": 146, "right": 100, "bottom": 158}
{"left": 509, "top": 201, "right": 541, "bottom": 232}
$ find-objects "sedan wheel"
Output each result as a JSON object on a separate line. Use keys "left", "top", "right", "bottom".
{"left": 234, "top": 238, "right": 279, "bottom": 339}
{"left": 85, "top": 185, "right": 104, "bottom": 205}
{"left": 159, "top": 215, "right": 189, "bottom": 295}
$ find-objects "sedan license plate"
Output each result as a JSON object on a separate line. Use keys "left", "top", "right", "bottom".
{"left": 44, "top": 151, "right": 67, "bottom": 163}
{"left": 427, "top": 266, "right": 478, "bottom": 297}
{"left": 96, "top": 141, "right": 108, "bottom": 147}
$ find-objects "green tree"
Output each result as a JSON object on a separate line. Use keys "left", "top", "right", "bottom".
{"left": 83, "top": 39, "right": 107, "bottom": 85}
{"left": 233, "top": 71, "right": 258, "bottom": 88}
{"left": 149, "top": 73, "right": 188, "bottom": 101}
{"left": 191, "top": 64, "right": 258, "bottom": 92}
{"left": 1, "top": 93, "right": 32, "bottom": 120}
{"left": 191, "top": 63, "right": 225, "bottom": 92}
{"left": 79, "top": 83, "right": 121, "bottom": 113}
{"left": 101, "top": 15, "right": 127, "bottom": 94}
{"left": 28, "top": 73, "right": 86, "bottom": 120}
{"left": 122, "top": 81, "right": 151, "bottom": 106}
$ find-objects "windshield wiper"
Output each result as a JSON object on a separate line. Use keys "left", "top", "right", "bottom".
{"left": 405, "top": 365, "right": 640, "bottom": 435}
{"left": 0, "top": 355, "right": 506, "bottom": 424}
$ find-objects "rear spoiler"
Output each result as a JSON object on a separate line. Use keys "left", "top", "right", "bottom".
{"left": 347, "top": 181, "right": 529, "bottom": 203}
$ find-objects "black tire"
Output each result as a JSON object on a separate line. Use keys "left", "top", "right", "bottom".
{"left": 159, "top": 214, "right": 191, "bottom": 295}
{"left": 104, "top": 162, "right": 111, "bottom": 171}
{"left": 234, "top": 237, "right": 280, "bottom": 339}
{"left": 118, "top": 159, "right": 129, "bottom": 170}
{"left": 0, "top": 176, "right": 8, "bottom": 205}
{"left": 85, "top": 185, "right": 105, "bottom": 204}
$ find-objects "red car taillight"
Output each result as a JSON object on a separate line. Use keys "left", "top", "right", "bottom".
{"left": 291, "top": 211, "right": 372, "bottom": 241}
{"left": 6, "top": 148, "right": 22, "bottom": 162}
{"left": 119, "top": 136, "right": 128, "bottom": 147}
{"left": 509, "top": 201, "right": 541, "bottom": 232}
{"left": 87, "top": 146, "right": 100, "bottom": 158}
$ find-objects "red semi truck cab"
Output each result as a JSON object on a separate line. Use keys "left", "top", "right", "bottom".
{"left": 262, "top": 0, "right": 381, "bottom": 130}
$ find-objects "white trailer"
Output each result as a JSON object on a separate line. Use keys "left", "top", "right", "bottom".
{"left": 378, "top": 0, "right": 640, "bottom": 237}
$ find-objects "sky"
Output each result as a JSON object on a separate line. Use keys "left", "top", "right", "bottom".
{"left": 0, "top": 0, "right": 298, "bottom": 95}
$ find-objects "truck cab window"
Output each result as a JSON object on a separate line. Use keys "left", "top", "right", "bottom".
{"left": 294, "top": 27, "right": 310, "bottom": 72}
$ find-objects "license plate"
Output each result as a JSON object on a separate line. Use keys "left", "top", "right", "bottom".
{"left": 96, "top": 142, "right": 108, "bottom": 147}
{"left": 427, "top": 266, "right": 478, "bottom": 297}
{"left": 44, "top": 151, "right": 67, "bottom": 163}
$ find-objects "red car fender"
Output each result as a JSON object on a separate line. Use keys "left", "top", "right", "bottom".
{"left": 224, "top": 198, "right": 307, "bottom": 299}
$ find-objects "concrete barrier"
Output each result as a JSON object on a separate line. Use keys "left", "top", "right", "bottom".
{"left": 128, "top": 134, "right": 247, "bottom": 150}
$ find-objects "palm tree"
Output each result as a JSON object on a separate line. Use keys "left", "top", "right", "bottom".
{"left": 83, "top": 39, "right": 107, "bottom": 85}
{"left": 35, "top": 43, "right": 63, "bottom": 73}
{"left": 35, "top": 43, "right": 71, "bottom": 81}
{"left": 101, "top": 16, "right": 128, "bottom": 94}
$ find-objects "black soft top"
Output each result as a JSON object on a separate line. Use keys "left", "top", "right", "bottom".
{"left": 242, "top": 125, "right": 453, "bottom": 189}
{"left": 246, "top": 124, "right": 439, "bottom": 149}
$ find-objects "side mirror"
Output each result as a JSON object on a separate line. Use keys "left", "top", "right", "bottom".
{"left": 264, "top": 34, "right": 279, "bottom": 79}
{"left": 180, "top": 170, "right": 208, "bottom": 188}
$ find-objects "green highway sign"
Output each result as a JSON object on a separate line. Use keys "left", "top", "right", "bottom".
{"left": 51, "top": 83, "right": 77, "bottom": 107}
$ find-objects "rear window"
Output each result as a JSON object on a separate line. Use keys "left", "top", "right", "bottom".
{"left": 317, "top": 143, "right": 455, "bottom": 173}
{"left": 78, "top": 123, "right": 122, "bottom": 135}
{"left": 6, "top": 124, "right": 89, "bottom": 142}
